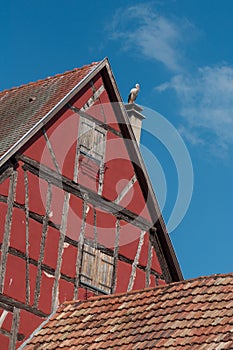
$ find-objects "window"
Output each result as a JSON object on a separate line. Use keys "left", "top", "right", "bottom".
{"left": 77, "top": 117, "right": 106, "bottom": 194}
{"left": 79, "top": 119, "right": 105, "bottom": 162}
{"left": 80, "top": 243, "right": 114, "bottom": 294}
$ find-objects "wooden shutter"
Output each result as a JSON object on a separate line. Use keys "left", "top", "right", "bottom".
{"left": 92, "top": 127, "right": 105, "bottom": 162}
{"left": 97, "top": 252, "right": 114, "bottom": 293}
{"left": 80, "top": 244, "right": 114, "bottom": 293}
{"left": 80, "top": 244, "right": 95, "bottom": 285}
{"left": 78, "top": 119, "right": 94, "bottom": 155}
{"left": 78, "top": 118, "right": 105, "bottom": 161}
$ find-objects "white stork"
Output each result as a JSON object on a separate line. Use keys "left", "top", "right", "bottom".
{"left": 128, "top": 83, "right": 140, "bottom": 103}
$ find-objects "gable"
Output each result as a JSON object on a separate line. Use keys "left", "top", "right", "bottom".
{"left": 20, "top": 70, "right": 153, "bottom": 221}
{"left": 0, "top": 58, "right": 182, "bottom": 284}
{"left": 0, "top": 59, "right": 182, "bottom": 348}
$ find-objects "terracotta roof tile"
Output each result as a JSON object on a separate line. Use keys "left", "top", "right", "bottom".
{"left": 22, "top": 273, "right": 233, "bottom": 349}
{"left": 0, "top": 61, "right": 100, "bottom": 158}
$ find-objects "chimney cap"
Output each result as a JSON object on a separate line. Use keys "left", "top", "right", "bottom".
{"left": 125, "top": 103, "right": 143, "bottom": 112}
{"left": 125, "top": 103, "right": 145, "bottom": 121}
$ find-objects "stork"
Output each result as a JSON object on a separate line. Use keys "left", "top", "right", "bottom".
{"left": 128, "top": 83, "right": 140, "bottom": 103}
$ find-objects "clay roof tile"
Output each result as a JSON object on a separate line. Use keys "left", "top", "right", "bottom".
{"left": 22, "top": 273, "right": 233, "bottom": 349}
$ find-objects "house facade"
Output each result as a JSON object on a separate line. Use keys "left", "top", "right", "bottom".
{"left": 0, "top": 58, "right": 182, "bottom": 348}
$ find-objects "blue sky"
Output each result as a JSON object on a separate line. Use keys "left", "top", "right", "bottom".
{"left": 1, "top": 0, "right": 233, "bottom": 279}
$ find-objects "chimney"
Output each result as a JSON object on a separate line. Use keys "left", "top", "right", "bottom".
{"left": 125, "top": 103, "right": 145, "bottom": 144}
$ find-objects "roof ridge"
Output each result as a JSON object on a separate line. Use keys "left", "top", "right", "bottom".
{"left": 0, "top": 61, "right": 100, "bottom": 96}
{"left": 61, "top": 272, "right": 233, "bottom": 308}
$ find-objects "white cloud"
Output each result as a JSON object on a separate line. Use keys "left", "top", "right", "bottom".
{"left": 109, "top": 4, "right": 233, "bottom": 155}
{"left": 108, "top": 4, "right": 190, "bottom": 72}
{"left": 178, "top": 126, "right": 205, "bottom": 146}
{"left": 156, "top": 65, "right": 233, "bottom": 150}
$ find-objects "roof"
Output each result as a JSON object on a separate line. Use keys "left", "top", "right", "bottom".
{"left": 0, "top": 61, "right": 100, "bottom": 161}
{"left": 22, "top": 273, "right": 233, "bottom": 350}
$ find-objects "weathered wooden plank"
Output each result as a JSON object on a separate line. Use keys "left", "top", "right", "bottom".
{"left": 33, "top": 183, "right": 52, "bottom": 308}
{"left": 9, "top": 307, "right": 20, "bottom": 349}
{"left": 91, "top": 82, "right": 106, "bottom": 122}
{"left": 19, "top": 155, "right": 152, "bottom": 231}
{"left": 43, "top": 128, "right": 61, "bottom": 174}
{"left": 80, "top": 244, "right": 95, "bottom": 286}
{"left": 68, "top": 105, "right": 122, "bottom": 137}
{"left": 127, "top": 230, "right": 146, "bottom": 292}
{"left": 95, "top": 137, "right": 106, "bottom": 189}
{"left": 96, "top": 252, "right": 113, "bottom": 293}
{"left": 81, "top": 84, "right": 105, "bottom": 112}
{"left": 0, "top": 244, "right": 75, "bottom": 285}
{"left": 0, "top": 171, "right": 18, "bottom": 293}
{"left": 149, "top": 227, "right": 170, "bottom": 282}
{"left": 97, "top": 164, "right": 104, "bottom": 195}
{"left": 0, "top": 328, "right": 12, "bottom": 339}
{"left": 51, "top": 192, "right": 70, "bottom": 313}
{"left": 93, "top": 208, "right": 97, "bottom": 248}
{"left": 0, "top": 309, "right": 8, "bottom": 328}
{"left": 111, "top": 219, "right": 120, "bottom": 293}
{"left": 0, "top": 294, "right": 47, "bottom": 318}
{"left": 0, "top": 302, "right": 13, "bottom": 313}
{"left": 114, "top": 175, "right": 137, "bottom": 204}
{"left": 74, "top": 196, "right": 88, "bottom": 299}
{"left": 0, "top": 166, "right": 13, "bottom": 184}
{"left": 146, "top": 238, "right": 153, "bottom": 288}
{"left": 73, "top": 125, "right": 80, "bottom": 183}
{"left": 0, "top": 328, "right": 24, "bottom": 342}
{"left": 24, "top": 171, "right": 30, "bottom": 305}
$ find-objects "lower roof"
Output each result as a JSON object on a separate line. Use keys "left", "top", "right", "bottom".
{"left": 22, "top": 273, "right": 233, "bottom": 349}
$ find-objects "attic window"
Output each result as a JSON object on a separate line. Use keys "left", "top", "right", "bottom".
{"left": 78, "top": 118, "right": 105, "bottom": 162}
{"left": 80, "top": 243, "right": 114, "bottom": 294}
{"left": 77, "top": 117, "right": 106, "bottom": 194}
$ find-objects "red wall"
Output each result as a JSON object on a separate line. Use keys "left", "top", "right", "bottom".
{"left": 0, "top": 73, "right": 166, "bottom": 348}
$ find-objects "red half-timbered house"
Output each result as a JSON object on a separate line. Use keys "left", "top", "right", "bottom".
{"left": 0, "top": 58, "right": 182, "bottom": 349}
